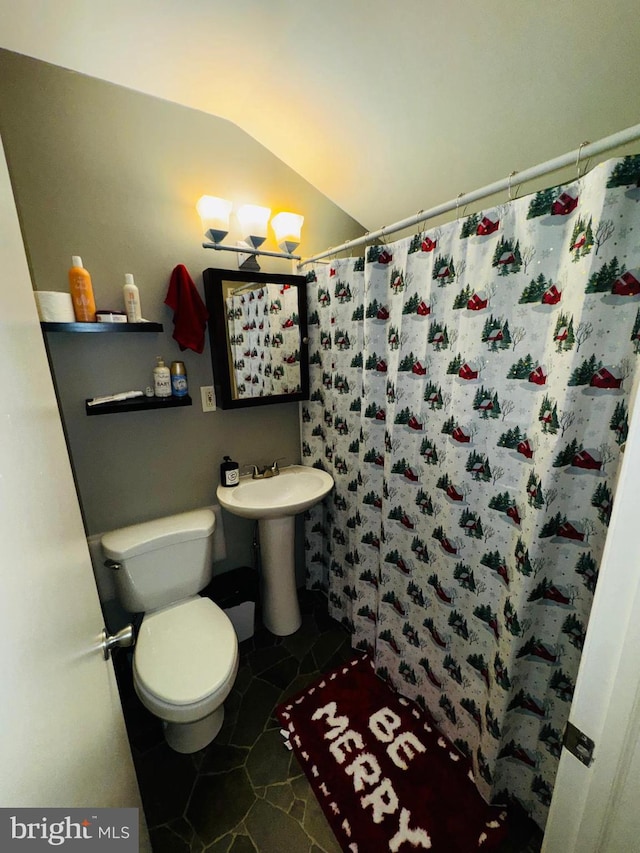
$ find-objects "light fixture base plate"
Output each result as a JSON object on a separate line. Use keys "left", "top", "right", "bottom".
{"left": 237, "top": 242, "right": 261, "bottom": 271}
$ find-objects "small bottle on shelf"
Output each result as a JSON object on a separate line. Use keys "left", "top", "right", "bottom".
{"left": 68, "top": 256, "right": 96, "bottom": 322}
{"left": 153, "top": 356, "right": 171, "bottom": 398}
{"left": 170, "top": 361, "right": 188, "bottom": 397}
{"left": 123, "top": 273, "right": 142, "bottom": 322}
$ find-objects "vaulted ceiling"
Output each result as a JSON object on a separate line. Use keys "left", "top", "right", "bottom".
{"left": 1, "top": 0, "right": 639, "bottom": 233}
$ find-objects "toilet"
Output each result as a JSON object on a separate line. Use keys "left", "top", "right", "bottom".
{"left": 101, "top": 509, "right": 238, "bottom": 754}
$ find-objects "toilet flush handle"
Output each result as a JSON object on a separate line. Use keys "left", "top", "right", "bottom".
{"left": 104, "top": 559, "right": 122, "bottom": 571}
{"left": 101, "top": 625, "right": 135, "bottom": 661}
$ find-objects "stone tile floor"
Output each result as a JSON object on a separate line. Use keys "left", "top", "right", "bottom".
{"left": 116, "top": 590, "right": 543, "bottom": 852}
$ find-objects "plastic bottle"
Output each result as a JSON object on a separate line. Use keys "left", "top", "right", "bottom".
{"left": 68, "top": 256, "right": 96, "bottom": 322}
{"left": 123, "top": 273, "right": 142, "bottom": 322}
{"left": 153, "top": 356, "right": 171, "bottom": 398}
{"left": 220, "top": 456, "right": 239, "bottom": 487}
{"left": 170, "top": 361, "right": 188, "bottom": 397}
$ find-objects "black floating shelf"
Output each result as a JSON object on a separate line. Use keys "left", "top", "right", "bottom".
{"left": 86, "top": 395, "right": 192, "bottom": 416}
{"left": 42, "top": 322, "right": 163, "bottom": 333}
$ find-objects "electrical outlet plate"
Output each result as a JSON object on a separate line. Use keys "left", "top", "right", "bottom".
{"left": 200, "top": 385, "right": 216, "bottom": 412}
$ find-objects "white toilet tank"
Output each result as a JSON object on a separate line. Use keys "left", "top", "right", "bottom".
{"left": 101, "top": 509, "right": 215, "bottom": 613}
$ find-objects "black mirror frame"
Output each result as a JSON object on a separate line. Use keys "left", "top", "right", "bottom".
{"left": 203, "top": 267, "right": 309, "bottom": 410}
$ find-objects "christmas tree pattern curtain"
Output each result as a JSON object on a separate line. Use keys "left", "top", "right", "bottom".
{"left": 226, "top": 283, "right": 302, "bottom": 398}
{"left": 302, "top": 155, "right": 640, "bottom": 828}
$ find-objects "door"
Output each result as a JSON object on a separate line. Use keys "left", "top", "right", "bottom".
{"left": 543, "top": 383, "right": 640, "bottom": 851}
{"left": 0, "top": 133, "right": 149, "bottom": 847}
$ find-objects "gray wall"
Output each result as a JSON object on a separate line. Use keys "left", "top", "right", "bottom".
{"left": 0, "top": 49, "right": 364, "bottom": 582}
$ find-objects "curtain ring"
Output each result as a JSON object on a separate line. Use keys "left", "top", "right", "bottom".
{"left": 576, "top": 141, "right": 591, "bottom": 178}
{"left": 508, "top": 170, "right": 520, "bottom": 201}
{"left": 456, "top": 193, "right": 465, "bottom": 221}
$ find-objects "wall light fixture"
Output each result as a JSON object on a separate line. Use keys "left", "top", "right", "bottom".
{"left": 236, "top": 204, "right": 271, "bottom": 249}
{"left": 196, "top": 195, "right": 233, "bottom": 245}
{"left": 271, "top": 212, "right": 305, "bottom": 254}
{"left": 197, "top": 196, "right": 304, "bottom": 268}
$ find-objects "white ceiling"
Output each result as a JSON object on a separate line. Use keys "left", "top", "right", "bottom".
{"left": 1, "top": 0, "right": 639, "bottom": 234}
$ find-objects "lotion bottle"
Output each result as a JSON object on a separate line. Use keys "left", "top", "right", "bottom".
{"left": 123, "top": 273, "right": 142, "bottom": 322}
{"left": 68, "top": 256, "right": 96, "bottom": 322}
{"left": 153, "top": 356, "right": 171, "bottom": 397}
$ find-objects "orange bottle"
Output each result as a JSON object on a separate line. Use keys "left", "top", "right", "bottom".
{"left": 68, "top": 255, "right": 96, "bottom": 322}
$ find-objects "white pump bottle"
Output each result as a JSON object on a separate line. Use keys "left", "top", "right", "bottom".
{"left": 123, "top": 273, "right": 142, "bottom": 322}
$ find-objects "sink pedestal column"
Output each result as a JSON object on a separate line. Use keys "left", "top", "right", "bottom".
{"left": 258, "top": 516, "right": 301, "bottom": 636}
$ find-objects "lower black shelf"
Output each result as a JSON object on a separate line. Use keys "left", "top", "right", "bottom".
{"left": 85, "top": 395, "right": 192, "bottom": 416}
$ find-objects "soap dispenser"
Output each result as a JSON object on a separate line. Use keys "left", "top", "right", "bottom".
{"left": 220, "top": 456, "right": 239, "bottom": 487}
{"left": 153, "top": 356, "right": 171, "bottom": 398}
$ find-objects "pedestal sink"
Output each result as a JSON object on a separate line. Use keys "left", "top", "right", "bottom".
{"left": 216, "top": 465, "right": 334, "bottom": 636}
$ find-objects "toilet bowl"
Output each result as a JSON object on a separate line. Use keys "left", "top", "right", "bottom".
{"left": 134, "top": 596, "right": 239, "bottom": 753}
{"left": 101, "top": 509, "right": 239, "bottom": 753}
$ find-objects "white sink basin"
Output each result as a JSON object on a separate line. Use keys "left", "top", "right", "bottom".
{"left": 217, "top": 465, "right": 334, "bottom": 635}
{"left": 216, "top": 464, "right": 334, "bottom": 520}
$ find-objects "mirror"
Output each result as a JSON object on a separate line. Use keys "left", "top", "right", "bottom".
{"left": 203, "top": 268, "right": 309, "bottom": 409}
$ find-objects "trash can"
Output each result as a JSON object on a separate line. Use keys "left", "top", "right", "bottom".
{"left": 207, "top": 566, "right": 259, "bottom": 643}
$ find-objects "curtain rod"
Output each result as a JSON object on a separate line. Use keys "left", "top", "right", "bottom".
{"left": 299, "top": 123, "right": 640, "bottom": 268}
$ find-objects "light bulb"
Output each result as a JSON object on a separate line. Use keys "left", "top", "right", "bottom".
{"left": 237, "top": 204, "right": 271, "bottom": 249}
{"left": 196, "top": 195, "right": 232, "bottom": 243}
{"left": 271, "top": 212, "right": 304, "bottom": 253}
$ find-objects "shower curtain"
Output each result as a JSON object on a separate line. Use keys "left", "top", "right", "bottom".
{"left": 226, "top": 283, "right": 301, "bottom": 398}
{"left": 302, "top": 154, "right": 640, "bottom": 828}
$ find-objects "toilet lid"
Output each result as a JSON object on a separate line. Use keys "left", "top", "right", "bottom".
{"left": 134, "top": 597, "right": 237, "bottom": 706}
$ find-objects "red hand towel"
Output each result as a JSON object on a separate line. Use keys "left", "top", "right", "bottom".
{"left": 164, "top": 264, "right": 209, "bottom": 353}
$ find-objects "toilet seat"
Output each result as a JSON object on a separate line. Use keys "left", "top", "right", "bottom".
{"left": 133, "top": 596, "right": 238, "bottom": 723}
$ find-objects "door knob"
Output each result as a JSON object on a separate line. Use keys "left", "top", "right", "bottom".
{"left": 101, "top": 624, "right": 135, "bottom": 660}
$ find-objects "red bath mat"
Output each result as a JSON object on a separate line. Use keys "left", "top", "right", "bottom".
{"left": 276, "top": 655, "right": 508, "bottom": 852}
